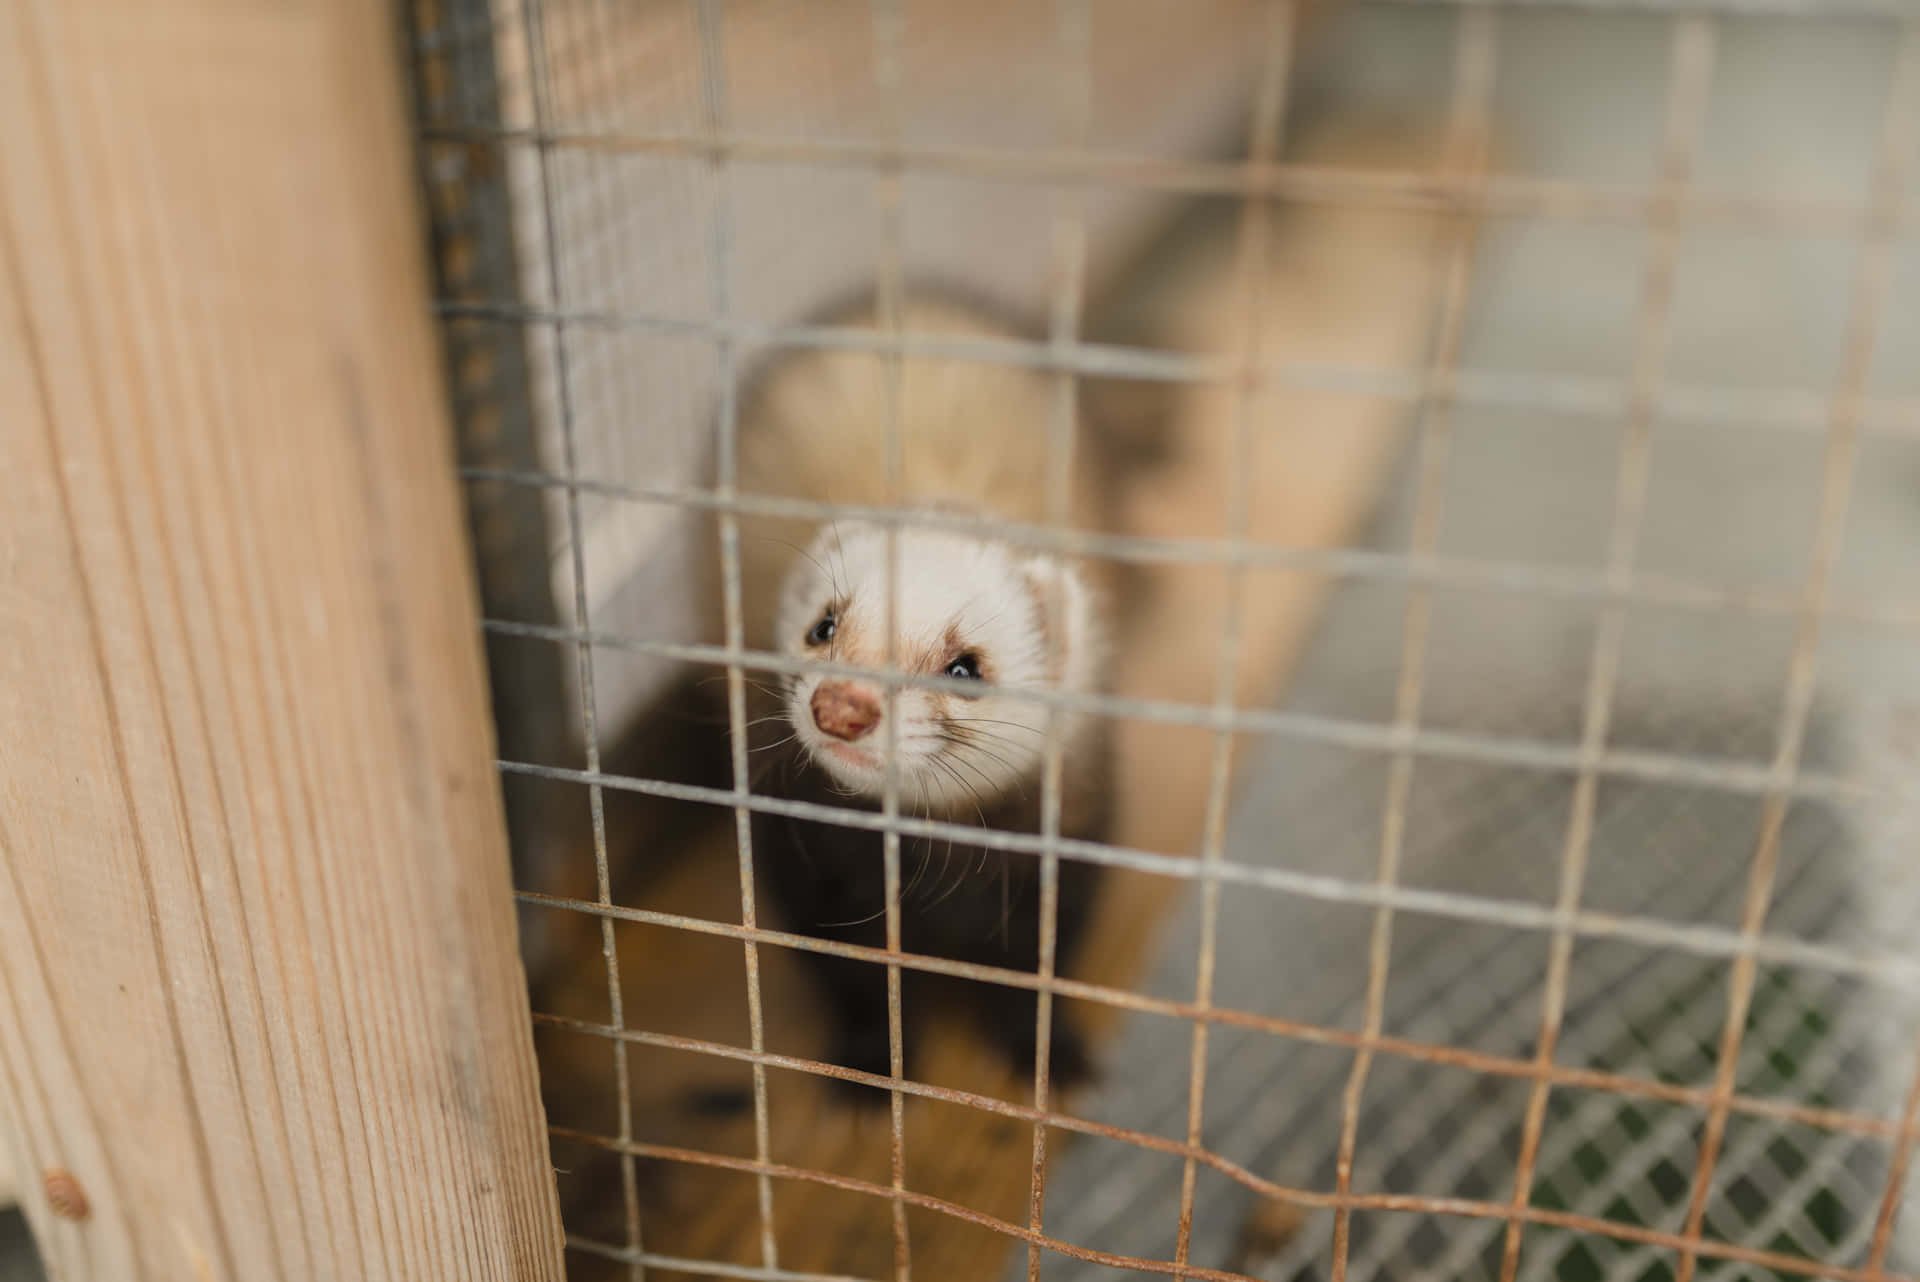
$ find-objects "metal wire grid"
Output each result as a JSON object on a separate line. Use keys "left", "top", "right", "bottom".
{"left": 406, "top": 1, "right": 1920, "bottom": 1279}
{"left": 1029, "top": 738, "right": 1910, "bottom": 1281}
{"left": 1491, "top": 12, "right": 1713, "bottom": 1281}
{"left": 421, "top": 4, "right": 1920, "bottom": 698}
{"left": 1017, "top": 5, "right": 1097, "bottom": 1280}
{"left": 517, "top": 0, "right": 654, "bottom": 1273}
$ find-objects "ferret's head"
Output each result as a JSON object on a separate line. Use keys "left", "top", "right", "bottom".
{"left": 773, "top": 520, "right": 1097, "bottom": 814}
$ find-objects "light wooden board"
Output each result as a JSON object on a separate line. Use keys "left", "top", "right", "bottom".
{"left": 0, "top": 3, "right": 565, "bottom": 1279}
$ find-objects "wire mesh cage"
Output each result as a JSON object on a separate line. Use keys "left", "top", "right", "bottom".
{"left": 404, "top": 1, "right": 1920, "bottom": 1280}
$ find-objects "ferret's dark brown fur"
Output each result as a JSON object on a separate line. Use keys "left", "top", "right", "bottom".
{"left": 752, "top": 718, "right": 1112, "bottom": 1097}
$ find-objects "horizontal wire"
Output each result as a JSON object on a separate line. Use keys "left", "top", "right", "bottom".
{"left": 502, "top": 762, "right": 1920, "bottom": 991}
{"left": 484, "top": 620, "right": 1910, "bottom": 809}
{"left": 503, "top": 766, "right": 1918, "bottom": 985}
{"left": 414, "top": 122, "right": 1920, "bottom": 238}
{"left": 529, "top": 1011, "right": 1908, "bottom": 1193}
{"left": 460, "top": 463, "right": 1920, "bottom": 630}
{"left": 553, "top": 1128, "right": 1257, "bottom": 1282}
{"left": 564, "top": 1238, "right": 872, "bottom": 1282}
{"left": 534, "top": 1015, "right": 1365, "bottom": 1197}
{"left": 434, "top": 304, "right": 1920, "bottom": 447}
{"left": 518, "top": 885, "right": 1920, "bottom": 1102}
{"left": 546, "top": 1125, "right": 1920, "bottom": 1282}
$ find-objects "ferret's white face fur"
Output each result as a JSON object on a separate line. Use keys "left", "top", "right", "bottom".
{"left": 774, "top": 521, "right": 1097, "bottom": 815}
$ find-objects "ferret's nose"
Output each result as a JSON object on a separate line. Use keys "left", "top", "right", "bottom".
{"left": 811, "top": 681, "right": 881, "bottom": 742}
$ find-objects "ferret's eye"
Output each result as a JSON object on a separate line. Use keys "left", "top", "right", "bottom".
{"left": 806, "top": 612, "right": 837, "bottom": 646}
{"left": 944, "top": 653, "right": 981, "bottom": 681}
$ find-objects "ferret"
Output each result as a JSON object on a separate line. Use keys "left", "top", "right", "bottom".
{"left": 731, "top": 295, "right": 1119, "bottom": 1096}
{"left": 753, "top": 519, "right": 1110, "bottom": 1093}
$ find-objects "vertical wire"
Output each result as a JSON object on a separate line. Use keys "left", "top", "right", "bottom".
{"left": 519, "top": 2, "right": 645, "bottom": 1274}
{"left": 868, "top": 2, "right": 912, "bottom": 1276}
{"left": 1325, "top": 12, "right": 1496, "bottom": 1282}
{"left": 1173, "top": 3, "right": 1299, "bottom": 1273}
{"left": 693, "top": 0, "right": 779, "bottom": 1267}
{"left": 1495, "top": 17, "right": 1716, "bottom": 1282}
{"left": 1672, "top": 20, "right": 1920, "bottom": 1282}
{"left": 1027, "top": 3, "right": 1094, "bottom": 1280}
{"left": 1868, "top": 1030, "right": 1920, "bottom": 1275}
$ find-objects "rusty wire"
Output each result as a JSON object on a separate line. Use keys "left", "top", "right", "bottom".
{"left": 544, "top": 1121, "right": 1920, "bottom": 1282}
{"left": 866, "top": 1, "right": 913, "bottom": 1274}
{"left": 502, "top": 762, "right": 1920, "bottom": 986}
{"left": 423, "top": 0, "right": 1920, "bottom": 1277}
{"left": 519, "top": 891, "right": 1916, "bottom": 1146}
{"left": 689, "top": 0, "right": 782, "bottom": 1267}
{"left": 1671, "top": 19, "right": 1920, "bottom": 1282}
{"left": 1329, "top": 9, "right": 1497, "bottom": 1281}
{"left": 1496, "top": 14, "right": 1717, "bottom": 1282}
{"left": 1174, "top": 0, "right": 1302, "bottom": 1271}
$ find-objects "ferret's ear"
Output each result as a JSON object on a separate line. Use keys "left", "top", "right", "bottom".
{"left": 1018, "top": 555, "right": 1090, "bottom": 682}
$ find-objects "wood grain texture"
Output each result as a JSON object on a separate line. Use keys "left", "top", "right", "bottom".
{"left": 0, "top": 3, "right": 564, "bottom": 1279}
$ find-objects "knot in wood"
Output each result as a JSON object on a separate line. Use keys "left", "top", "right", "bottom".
{"left": 43, "top": 1168, "right": 89, "bottom": 1222}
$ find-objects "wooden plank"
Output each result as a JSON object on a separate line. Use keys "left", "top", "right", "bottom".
{"left": 0, "top": 3, "right": 565, "bottom": 1280}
